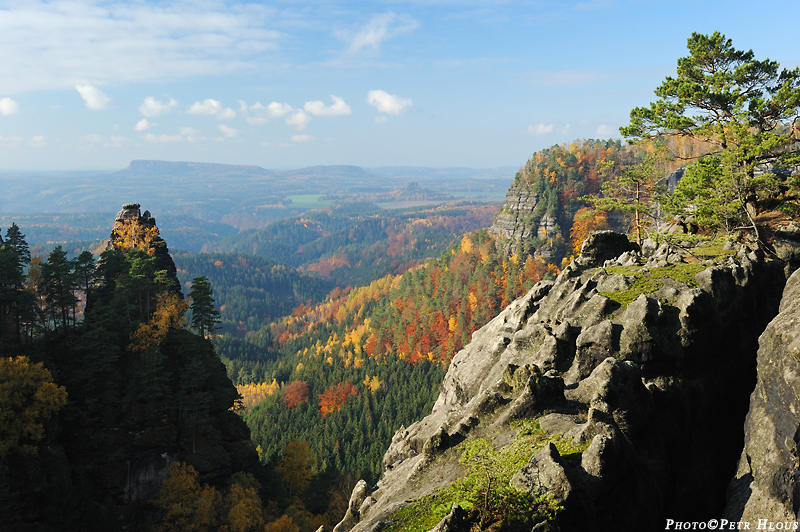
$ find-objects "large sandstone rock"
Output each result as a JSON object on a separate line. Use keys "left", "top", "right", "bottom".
{"left": 724, "top": 268, "right": 800, "bottom": 521}
{"left": 337, "top": 233, "right": 788, "bottom": 532}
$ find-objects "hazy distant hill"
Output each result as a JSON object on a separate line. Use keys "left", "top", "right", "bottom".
{"left": 0, "top": 160, "right": 513, "bottom": 229}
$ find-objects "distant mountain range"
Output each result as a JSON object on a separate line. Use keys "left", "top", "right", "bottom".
{"left": 0, "top": 160, "right": 514, "bottom": 232}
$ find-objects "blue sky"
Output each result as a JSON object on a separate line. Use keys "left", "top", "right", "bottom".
{"left": 0, "top": 0, "right": 798, "bottom": 171}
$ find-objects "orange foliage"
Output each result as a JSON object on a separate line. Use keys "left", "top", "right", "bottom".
{"left": 569, "top": 207, "right": 609, "bottom": 257}
{"left": 318, "top": 382, "right": 359, "bottom": 418}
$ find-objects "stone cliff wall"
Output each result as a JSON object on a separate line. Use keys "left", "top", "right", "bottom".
{"left": 336, "top": 233, "right": 788, "bottom": 532}
{"left": 724, "top": 268, "right": 800, "bottom": 521}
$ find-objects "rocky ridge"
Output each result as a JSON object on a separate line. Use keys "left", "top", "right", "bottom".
{"left": 335, "top": 231, "right": 789, "bottom": 531}
{"left": 489, "top": 181, "right": 566, "bottom": 261}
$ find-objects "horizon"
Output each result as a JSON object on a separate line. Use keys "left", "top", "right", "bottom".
{"left": 1, "top": 1, "right": 798, "bottom": 172}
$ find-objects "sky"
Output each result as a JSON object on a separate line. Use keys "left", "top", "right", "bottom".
{"left": 0, "top": 0, "right": 798, "bottom": 171}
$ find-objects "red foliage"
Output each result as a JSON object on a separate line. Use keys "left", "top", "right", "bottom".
{"left": 283, "top": 380, "right": 310, "bottom": 409}
{"left": 318, "top": 382, "right": 359, "bottom": 418}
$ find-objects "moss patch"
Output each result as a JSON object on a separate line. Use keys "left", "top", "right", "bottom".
{"left": 649, "top": 263, "right": 708, "bottom": 288}
{"left": 598, "top": 274, "right": 663, "bottom": 308}
{"left": 384, "top": 419, "right": 584, "bottom": 532}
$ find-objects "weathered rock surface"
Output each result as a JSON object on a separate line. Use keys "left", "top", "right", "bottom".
{"left": 336, "top": 232, "right": 789, "bottom": 532}
{"left": 489, "top": 181, "right": 572, "bottom": 261}
{"left": 724, "top": 268, "right": 800, "bottom": 521}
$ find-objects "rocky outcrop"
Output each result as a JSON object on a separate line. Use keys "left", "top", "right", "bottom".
{"left": 336, "top": 233, "right": 788, "bottom": 532}
{"left": 724, "top": 268, "right": 800, "bottom": 521}
{"left": 489, "top": 181, "right": 568, "bottom": 260}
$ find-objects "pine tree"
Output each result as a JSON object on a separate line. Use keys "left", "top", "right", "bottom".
{"left": 189, "top": 276, "right": 221, "bottom": 339}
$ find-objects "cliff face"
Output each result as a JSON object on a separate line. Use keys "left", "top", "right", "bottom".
{"left": 724, "top": 267, "right": 800, "bottom": 520}
{"left": 337, "top": 232, "right": 789, "bottom": 531}
{"left": 489, "top": 181, "right": 566, "bottom": 261}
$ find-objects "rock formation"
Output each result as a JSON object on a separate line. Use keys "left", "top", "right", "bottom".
{"left": 724, "top": 267, "right": 800, "bottom": 520}
{"left": 489, "top": 181, "right": 568, "bottom": 261}
{"left": 335, "top": 233, "right": 789, "bottom": 531}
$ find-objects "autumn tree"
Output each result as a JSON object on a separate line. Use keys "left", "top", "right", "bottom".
{"left": 586, "top": 147, "right": 669, "bottom": 246}
{"left": 154, "top": 461, "right": 221, "bottom": 532}
{"left": 621, "top": 31, "right": 800, "bottom": 240}
{"left": 275, "top": 439, "right": 316, "bottom": 501}
{"left": 283, "top": 380, "right": 310, "bottom": 409}
{"left": 0, "top": 356, "right": 67, "bottom": 462}
{"left": 219, "top": 472, "right": 266, "bottom": 532}
{"left": 190, "top": 276, "right": 221, "bottom": 339}
{"left": 318, "top": 382, "right": 359, "bottom": 418}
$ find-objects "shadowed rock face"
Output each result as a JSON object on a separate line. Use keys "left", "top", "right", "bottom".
{"left": 724, "top": 268, "right": 800, "bottom": 521}
{"left": 336, "top": 234, "right": 789, "bottom": 532}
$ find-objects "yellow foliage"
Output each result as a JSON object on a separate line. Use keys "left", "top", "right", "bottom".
{"left": 460, "top": 235, "right": 473, "bottom": 254}
{"left": 111, "top": 219, "right": 160, "bottom": 254}
{"left": 264, "top": 515, "right": 299, "bottom": 532}
{"left": 154, "top": 462, "right": 221, "bottom": 532}
{"left": 236, "top": 379, "right": 280, "bottom": 411}
{"left": 0, "top": 356, "right": 67, "bottom": 458}
{"left": 129, "top": 292, "right": 188, "bottom": 353}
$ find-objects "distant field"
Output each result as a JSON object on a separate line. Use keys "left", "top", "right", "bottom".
{"left": 285, "top": 194, "right": 335, "bottom": 210}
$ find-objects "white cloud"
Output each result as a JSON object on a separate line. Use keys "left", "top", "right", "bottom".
{"left": 30, "top": 135, "right": 45, "bottom": 147}
{"left": 143, "top": 133, "right": 182, "bottom": 143}
{"left": 268, "top": 102, "right": 293, "bottom": 118}
{"left": 139, "top": 96, "right": 177, "bottom": 117}
{"left": 180, "top": 127, "right": 206, "bottom": 143}
{"left": 106, "top": 136, "right": 128, "bottom": 148}
{"left": 366, "top": 90, "right": 413, "bottom": 115}
{"left": 188, "top": 99, "right": 222, "bottom": 115}
{"left": 218, "top": 107, "right": 236, "bottom": 120}
{"left": 291, "top": 134, "right": 313, "bottom": 142}
{"left": 560, "top": 124, "right": 572, "bottom": 135}
{"left": 134, "top": 118, "right": 155, "bottom": 131}
{"left": 0, "top": 3, "right": 283, "bottom": 93}
{"left": 239, "top": 100, "right": 268, "bottom": 125}
{"left": 82, "top": 134, "right": 103, "bottom": 143}
{"left": 340, "top": 12, "right": 418, "bottom": 55}
{"left": 187, "top": 99, "right": 236, "bottom": 119}
{"left": 528, "top": 123, "right": 554, "bottom": 136}
{"left": 286, "top": 110, "right": 311, "bottom": 130}
{"left": 218, "top": 124, "right": 238, "bottom": 138}
{"left": 0, "top": 135, "right": 24, "bottom": 148}
{"left": 596, "top": 124, "right": 615, "bottom": 136}
{"left": 0, "top": 97, "right": 21, "bottom": 115}
{"left": 75, "top": 84, "right": 111, "bottom": 110}
{"left": 304, "top": 95, "right": 352, "bottom": 117}
{"left": 375, "top": 116, "right": 388, "bottom": 124}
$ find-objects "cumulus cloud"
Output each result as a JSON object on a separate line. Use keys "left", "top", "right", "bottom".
{"left": 218, "top": 124, "right": 238, "bottom": 138}
{"left": 304, "top": 95, "right": 352, "bottom": 117}
{"left": 286, "top": 110, "right": 311, "bottom": 130}
{"left": 139, "top": 96, "right": 177, "bottom": 117}
{"left": 143, "top": 133, "right": 182, "bottom": 143}
{"left": 180, "top": 127, "right": 206, "bottom": 143}
{"left": 30, "top": 135, "right": 46, "bottom": 147}
{"left": 596, "top": 124, "right": 615, "bottom": 136}
{"left": 134, "top": 118, "right": 155, "bottom": 131}
{"left": 366, "top": 90, "right": 413, "bottom": 115}
{"left": 291, "top": 134, "right": 313, "bottom": 142}
{"left": 528, "top": 123, "right": 554, "bottom": 136}
{"left": 75, "top": 84, "right": 111, "bottom": 110}
{"left": 268, "top": 102, "right": 293, "bottom": 118}
{"left": 560, "top": 124, "right": 572, "bottom": 135}
{"left": 340, "top": 12, "right": 418, "bottom": 55}
{"left": 0, "top": 97, "right": 21, "bottom": 115}
{"left": 187, "top": 99, "right": 236, "bottom": 119}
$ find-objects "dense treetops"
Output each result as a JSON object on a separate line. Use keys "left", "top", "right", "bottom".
{"left": 621, "top": 31, "right": 800, "bottom": 240}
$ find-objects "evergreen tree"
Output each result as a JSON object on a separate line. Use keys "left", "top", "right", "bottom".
{"left": 189, "top": 276, "right": 221, "bottom": 339}
{"left": 621, "top": 31, "right": 800, "bottom": 240}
